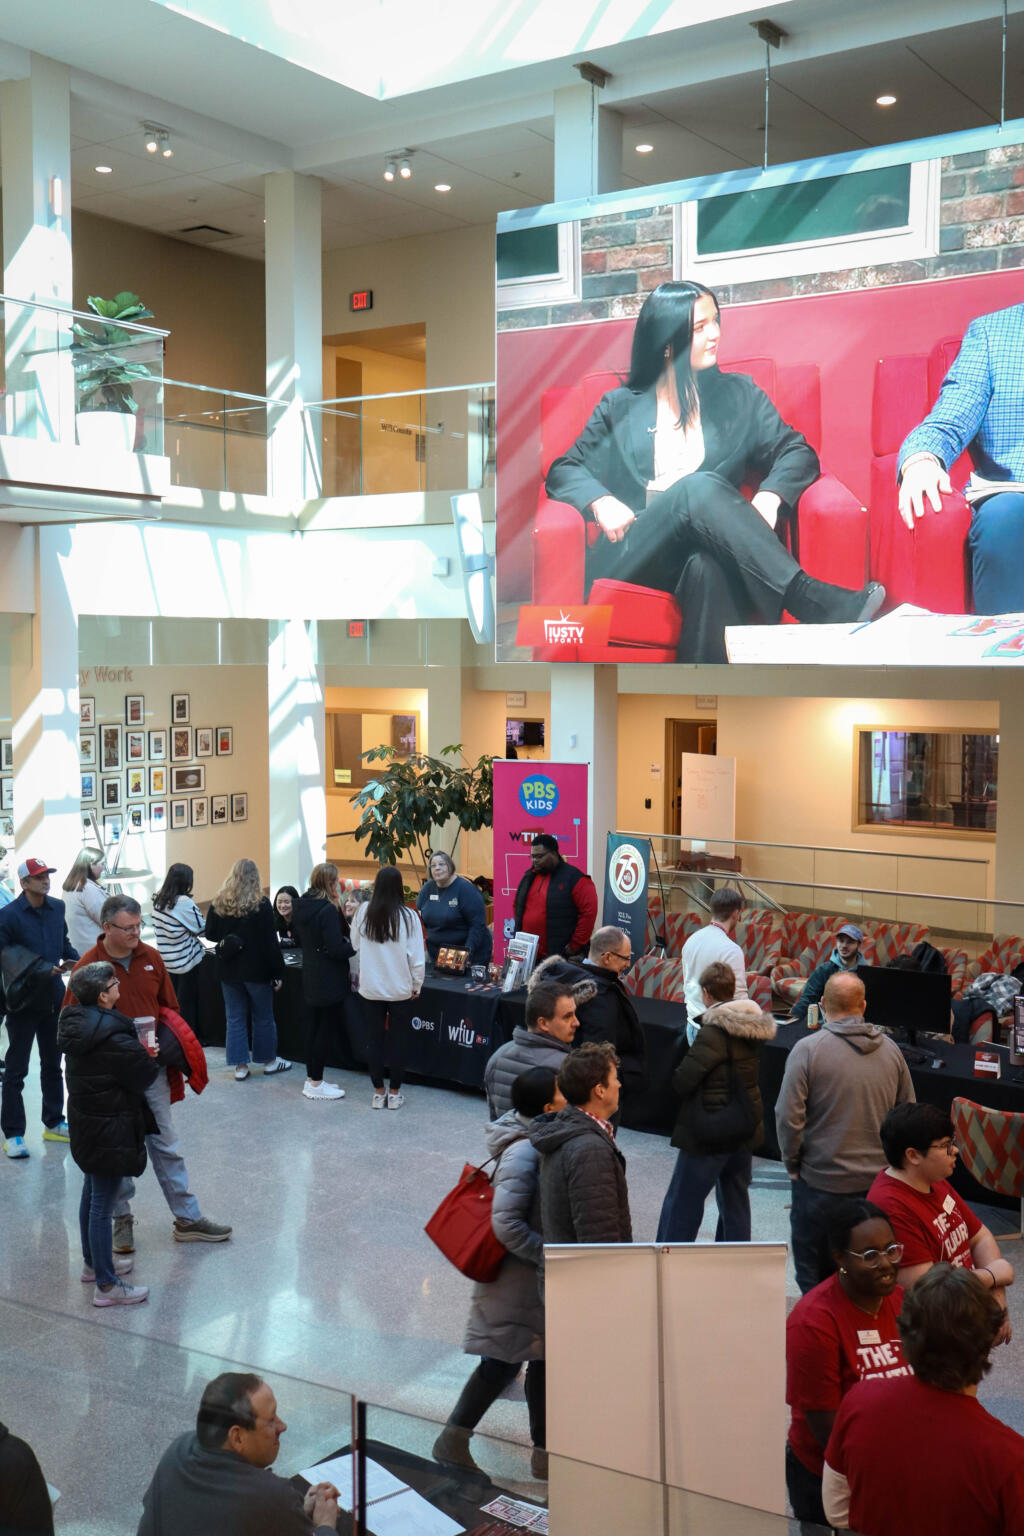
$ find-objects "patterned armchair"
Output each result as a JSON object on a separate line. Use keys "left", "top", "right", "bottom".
{"left": 951, "top": 1096, "right": 1024, "bottom": 1237}
{"left": 940, "top": 947, "right": 970, "bottom": 999}
{"left": 665, "top": 911, "right": 703, "bottom": 958}
{"left": 857, "top": 919, "right": 929, "bottom": 968}
{"left": 625, "top": 955, "right": 686, "bottom": 1003}
{"left": 735, "top": 911, "right": 785, "bottom": 977}
{"left": 771, "top": 927, "right": 878, "bottom": 1010}
{"left": 966, "top": 935, "right": 1024, "bottom": 989}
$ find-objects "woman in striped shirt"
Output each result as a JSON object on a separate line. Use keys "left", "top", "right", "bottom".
{"left": 151, "top": 863, "right": 206, "bottom": 1039}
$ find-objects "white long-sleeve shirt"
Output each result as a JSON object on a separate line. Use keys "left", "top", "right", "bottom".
{"left": 63, "top": 880, "right": 107, "bottom": 957}
{"left": 351, "top": 903, "right": 425, "bottom": 1001}
{"left": 681, "top": 921, "right": 748, "bottom": 1044}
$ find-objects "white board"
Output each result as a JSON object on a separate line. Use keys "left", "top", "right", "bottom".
{"left": 680, "top": 752, "right": 736, "bottom": 844}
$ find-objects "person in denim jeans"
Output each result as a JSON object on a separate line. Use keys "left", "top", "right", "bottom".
{"left": 206, "top": 859, "right": 289, "bottom": 1082}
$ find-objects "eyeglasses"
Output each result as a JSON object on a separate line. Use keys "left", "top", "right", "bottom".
{"left": 110, "top": 922, "right": 141, "bottom": 934}
{"left": 610, "top": 951, "right": 632, "bottom": 962}
{"left": 846, "top": 1242, "right": 904, "bottom": 1268}
{"left": 929, "top": 1139, "right": 957, "bottom": 1153}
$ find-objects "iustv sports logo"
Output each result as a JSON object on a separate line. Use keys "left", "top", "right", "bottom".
{"left": 608, "top": 842, "right": 646, "bottom": 905}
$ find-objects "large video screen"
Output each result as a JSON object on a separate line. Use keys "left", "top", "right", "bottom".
{"left": 495, "top": 128, "right": 1024, "bottom": 668}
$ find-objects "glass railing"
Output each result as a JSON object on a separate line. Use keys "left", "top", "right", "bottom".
{"left": 0, "top": 291, "right": 166, "bottom": 452}
{"left": 303, "top": 383, "right": 495, "bottom": 498}
{"left": 163, "top": 379, "right": 287, "bottom": 493}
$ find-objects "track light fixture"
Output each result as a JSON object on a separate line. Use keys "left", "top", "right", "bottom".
{"left": 143, "top": 122, "right": 173, "bottom": 159}
{"left": 383, "top": 149, "right": 414, "bottom": 182}
{"left": 384, "top": 159, "right": 396, "bottom": 181}
{"left": 399, "top": 156, "right": 412, "bottom": 179}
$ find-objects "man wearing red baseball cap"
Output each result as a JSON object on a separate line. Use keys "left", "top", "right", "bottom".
{"left": 0, "top": 858, "right": 79, "bottom": 1158}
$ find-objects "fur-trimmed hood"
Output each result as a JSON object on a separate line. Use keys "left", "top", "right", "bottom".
{"left": 701, "top": 998, "right": 777, "bottom": 1042}
{"left": 530, "top": 953, "right": 598, "bottom": 1005}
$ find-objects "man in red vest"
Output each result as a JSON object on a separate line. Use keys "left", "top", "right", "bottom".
{"left": 513, "top": 835, "right": 597, "bottom": 961}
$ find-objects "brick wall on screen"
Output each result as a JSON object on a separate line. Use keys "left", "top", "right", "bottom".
{"left": 495, "top": 145, "right": 1024, "bottom": 331}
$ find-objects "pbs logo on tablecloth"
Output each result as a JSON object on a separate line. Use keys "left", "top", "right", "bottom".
{"left": 608, "top": 842, "right": 647, "bottom": 905}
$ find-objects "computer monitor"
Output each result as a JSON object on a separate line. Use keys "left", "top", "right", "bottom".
{"left": 856, "top": 965, "right": 952, "bottom": 1045}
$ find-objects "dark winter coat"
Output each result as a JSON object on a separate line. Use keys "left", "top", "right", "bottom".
{"left": 57, "top": 1004, "right": 160, "bottom": 1177}
{"left": 670, "top": 998, "right": 777, "bottom": 1155}
{"left": 0, "top": 1420, "right": 53, "bottom": 1534}
{"left": 137, "top": 1432, "right": 334, "bottom": 1536}
{"left": 540, "top": 956, "right": 648, "bottom": 1095}
{"left": 530, "top": 1105, "right": 632, "bottom": 1245}
{"left": 205, "top": 899, "right": 286, "bottom": 985}
{"left": 417, "top": 876, "right": 492, "bottom": 965}
{"left": 484, "top": 1026, "right": 572, "bottom": 1120}
{"left": 291, "top": 893, "right": 355, "bottom": 1005}
{"left": 463, "top": 1111, "right": 546, "bottom": 1363}
{"left": 0, "top": 892, "right": 78, "bottom": 1010}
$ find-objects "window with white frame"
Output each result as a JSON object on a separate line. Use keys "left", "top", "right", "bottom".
{"left": 674, "top": 159, "right": 940, "bottom": 287}
{"left": 496, "top": 222, "right": 580, "bottom": 307}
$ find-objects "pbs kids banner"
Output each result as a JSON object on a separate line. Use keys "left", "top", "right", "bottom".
{"left": 602, "top": 833, "right": 651, "bottom": 963}
{"left": 492, "top": 760, "right": 590, "bottom": 964}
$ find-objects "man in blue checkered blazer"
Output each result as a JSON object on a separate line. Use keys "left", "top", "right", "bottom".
{"left": 898, "top": 301, "right": 1024, "bottom": 613}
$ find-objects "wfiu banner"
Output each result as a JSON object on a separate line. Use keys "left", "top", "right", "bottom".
{"left": 492, "top": 760, "right": 590, "bottom": 963}
{"left": 495, "top": 119, "right": 1024, "bottom": 669}
{"left": 602, "top": 833, "right": 651, "bottom": 961}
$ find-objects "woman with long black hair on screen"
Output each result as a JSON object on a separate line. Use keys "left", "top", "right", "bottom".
{"left": 545, "top": 280, "right": 884, "bottom": 662}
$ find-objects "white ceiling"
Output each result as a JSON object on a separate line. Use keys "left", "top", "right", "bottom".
{"left": 2, "top": 1, "right": 1024, "bottom": 260}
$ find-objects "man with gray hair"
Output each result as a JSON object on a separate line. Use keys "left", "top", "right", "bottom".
{"left": 68, "top": 893, "right": 231, "bottom": 1250}
{"left": 539, "top": 927, "right": 647, "bottom": 1108}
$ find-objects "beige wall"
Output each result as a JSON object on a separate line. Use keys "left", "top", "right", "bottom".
{"left": 461, "top": 678, "right": 550, "bottom": 878}
{"left": 71, "top": 211, "right": 266, "bottom": 395}
{"left": 323, "top": 684, "right": 428, "bottom": 864}
{"left": 322, "top": 225, "right": 495, "bottom": 389}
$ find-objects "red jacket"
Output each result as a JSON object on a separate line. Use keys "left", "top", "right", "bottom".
{"left": 158, "top": 1006, "right": 208, "bottom": 1104}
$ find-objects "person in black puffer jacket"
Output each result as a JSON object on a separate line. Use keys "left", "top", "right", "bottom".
{"left": 657, "top": 960, "right": 776, "bottom": 1244}
{"left": 291, "top": 862, "right": 355, "bottom": 1103}
{"left": 530, "top": 1042, "right": 632, "bottom": 1246}
{"left": 205, "top": 859, "right": 288, "bottom": 1081}
{"left": 58, "top": 960, "right": 159, "bottom": 1307}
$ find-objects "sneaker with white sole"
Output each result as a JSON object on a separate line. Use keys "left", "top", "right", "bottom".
{"left": 42, "top": 1120, "right": 70, "bottom": 1142}
{"left": 371, "top": 1091, "right": 387, "bottom": 1110}
{"left": 387, "top": 1091, "right": 404, "bottom": 1111}
{"left": 93, "top": 1279, "right": 148, "bottom": 1307}
{"left": 3, "top": 1137, "right": 29, "bottom": 1159}
{"left": 302, "top": 1080, "right": 344, "bottom": 1101}
{"left": 173, "top": 1216, "right": 232, "bottom": 1243}
{"left": 262, "top": 1057, "right": 293, "bottom": 1074}
{"left": 112, "top": 1215, "right": 135, "bottom": 1253}
{"left": 234, "top": 1065, "right": 250, "bottom": 1081}
{"left": 81, "top": 1256, "right": 134, "bottom": 1283}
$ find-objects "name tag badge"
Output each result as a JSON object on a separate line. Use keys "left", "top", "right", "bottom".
{"left": 429, "top": 894, "right": 439, "bottom": 902}
{"left": 857, "top": 1330, "right": 882, "bottom": 1345}
{"left": 942, "top": 1194, "right": 957, "bottom": 1214}
{"left": 144, "top": 964, "right": 154, "bottom": 971}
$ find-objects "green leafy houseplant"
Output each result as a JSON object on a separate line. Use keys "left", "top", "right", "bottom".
{"left": 72, "top": 292, "right": 155, "bottom": 414}
{"left": 350, "top": 743, "right": 493, "bottom": 879}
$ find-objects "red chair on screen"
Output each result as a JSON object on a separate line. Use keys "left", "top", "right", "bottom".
{"left": 869, "top": 336, "right": 973, "bottom": 613}
{"left": 530, "top": 361, "right": 867, "bottom": 662}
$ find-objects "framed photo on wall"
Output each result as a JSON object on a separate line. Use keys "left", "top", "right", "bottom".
{"left": 195, "top": 727, "right": 214, "bottom": 757}
{"left": 81, "top": 772, "right": 96, "bottom": 803}
{"left": 80, "top": 697, "right": 95, "bottom": 727}
{"left": 1, "top": 779, "right": 12, "bottom": 812}
{"left": 171, "top": 693, "right": 190, "bottom": 724}
{"left": 170, "top": 799, "right": 188, "bottom": 829}
{"left": 128, "top": 807, "right": 144, "bottom": 832}
{"left": 102, "top": 777, "right": 121, "bottom": 809}
{"left": 171, "top": 764, "right": 205, "bottom": 794}
{"left": 149, "top": 765, "right": 167, "bottom": 797}
{"left": 216, "top": 727, "right": 233, "bottom": 756}
{"left": 170, "top": 727, "right": 192, "bottom": 763}
{"left": 126, "top": 731, "right": 146, "bottom": 762}
{"left": 0, "top": 739, "right": 11, "bottom": 772}
{"left": 79, "top": 732, "right": 96, "bottom": 766}
{"left": 101, "top": 725, "right": 121, "bottom": 771}
{"left": 126, "top": 768, "right": 146, "bottom": 800}
{"left": 103, "top": 814, "right": 123, "bottom": 845}
{"left": 149, "top": 801, "right": 168, "bottom": 832}
{"left": 125, "top": 695, "right": 145, "bottom": 726}
{"left": 210, "top": 794, "right": 228, "bottom": 824}
{"left": 191, "top": 797, "right": 209, "bottom": 828}
{"left": 231, "top": 792, "right": 248, "bottom": 823}
{"left": 149, "top": 729, "right": 167, "bottom": 760}
{"left": 0, "top": 816, "right": 14, "bottom": 840}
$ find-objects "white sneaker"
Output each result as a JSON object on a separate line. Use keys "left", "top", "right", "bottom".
{"left": 234, "top": 1065, "right": 250, "bottom": 1081}
{"left": 387, "top": 1091, "right": 404, "bottom": 1111}
{"left": 302, "top": 1080, "right": 344, "bottom": 1101}
{"left": 93, "top": 1279, "right": 149, "bottom": 1307}
{"left": 81, "top": 1256, "right": 133, "bottom": 1282}
{"left": 262, "top": 1057, "right": 293, "bottom": 1074}
{"left": 372, "top": 1091, "right": 387, "bottom": 1110}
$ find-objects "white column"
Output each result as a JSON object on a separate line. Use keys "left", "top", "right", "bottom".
{"left": 268, "top": 616, "right": 326, "bottom": 893}
{"left": 549, "top": 663, "right": 618, "bottom": 895}
{"left": 426, "top": 663, "right": 464, "bottom": 866}
{"left": 11, "top": 528, "right": 82, "bottom": 876}
{"left": 553, "top": 83, "right": 622, "bottom": 201}
{"left": 264, "top": 170, "right": 322, "bottom": 498}
{"left": 0, "top": 53, "right": 74, "bottom": 441}
{"left": 995, "top": 678, "right": 1024, "bottom": 934}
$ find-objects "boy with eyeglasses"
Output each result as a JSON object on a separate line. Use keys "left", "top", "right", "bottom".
{"left": 869, "top": 1102, "right": 1013, "bottom": 1343}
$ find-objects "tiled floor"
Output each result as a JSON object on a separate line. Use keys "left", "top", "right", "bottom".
{"left": 2, "top": 1052, "right": 1023, "bottom": 1534}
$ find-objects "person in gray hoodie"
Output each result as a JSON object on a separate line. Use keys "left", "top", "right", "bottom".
{"left": 433, "top": 1065, "right": 564, "bottom": 1481}
{"left": 483, "top": 979, "right": 577, "bottom": 1119}
{"left": 776, "top": 970, "right": 914, "bottom": 1294}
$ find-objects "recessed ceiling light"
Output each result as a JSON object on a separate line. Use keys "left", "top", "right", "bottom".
{"left": 435, "top": 182, "right": 451, "bottom": 192}
{"left": 876, "top": 94, "right": 897, "bottom": 107}
{"left": 635, "top": 142, "right": 654, "bottom": 153}
{"left": 95, "top": 165, "right": 113, "bottom": 175}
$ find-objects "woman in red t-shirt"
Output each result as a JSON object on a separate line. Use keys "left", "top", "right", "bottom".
{"left": 786, "top": 1199, "right": 910, "bottom": 1530}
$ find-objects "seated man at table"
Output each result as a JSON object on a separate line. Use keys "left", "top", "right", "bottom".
{"left": 868, "top": 1101, "right": 1013, "bottom": 1341}
{"left": 484, "top": 980, "right": 578, "bottom": 1119}
{"left": 789, "top": 924, "right": 863, "bottom": 1026}
{"left": 137, "top": 1372, "right": 339, "bottom": 1536}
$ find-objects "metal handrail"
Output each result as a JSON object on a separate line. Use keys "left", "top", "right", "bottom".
{"left": 0, "top": 290, "right": 170, "bottom": 337}
{"left": 307, "top": 381, "right": 495, "bottom": 406}
{"left": 660, "top": 868, "right": 1022, "bottom": 911}
{"left": 163, "top": 377, "right": 288, "bottom": 407}
{"left": 621, "top": 831, "right": 989, "bottom": 869}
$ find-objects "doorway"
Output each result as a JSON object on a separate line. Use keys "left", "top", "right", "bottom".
{"left": 664, "top": 718, "right": 717, "bottom": 836}
{"left": 321, "top": 322, "right": 426, "bottom": 496}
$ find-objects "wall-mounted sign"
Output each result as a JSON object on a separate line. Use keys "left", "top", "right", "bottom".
{"left": 334, "top": 768, "right": 352, "bottom": 785}
{"left": 506, "top": 691, "right": 526, "bottom": 709}
{"left": 348, "top": 620, "right": 366, "bottom": 639}
{"left": 696, "top": 695, "right": 718, "bottom": 710}
{"left": 350, "top": 289, "right": 373, "bottom": 312}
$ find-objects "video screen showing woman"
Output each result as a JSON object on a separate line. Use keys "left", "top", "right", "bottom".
{"left": 544, "top": 281, "right": 884, "bottom": 662}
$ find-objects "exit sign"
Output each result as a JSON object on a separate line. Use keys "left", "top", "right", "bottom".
{"left": 350, "top": 289, "right": 373, "bottom": 312}
{"left": 348, "top": 620, "right": 366, "bottom": 638}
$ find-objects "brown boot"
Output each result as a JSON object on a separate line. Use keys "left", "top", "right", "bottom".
{"left": 432, "top": 1424, "right": 480, "bottom": 1471}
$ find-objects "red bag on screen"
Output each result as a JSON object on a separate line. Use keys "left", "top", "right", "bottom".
{"left": 424, "top": 1159, "right": 506, "bottom": 1282}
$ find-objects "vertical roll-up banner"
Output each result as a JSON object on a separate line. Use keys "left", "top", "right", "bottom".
{"left": 492, "top": 760, "right": 590, "bottom": 963}
{"left": 603, "top": 833, "right": 651, "bottom": 959}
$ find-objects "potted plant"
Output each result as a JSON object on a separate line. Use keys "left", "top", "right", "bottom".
{"left": 350, "top": 743, "right": 493, "bottom": 881}
{"left": 72, "top": 292, "right": 156, "bottom": 453}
